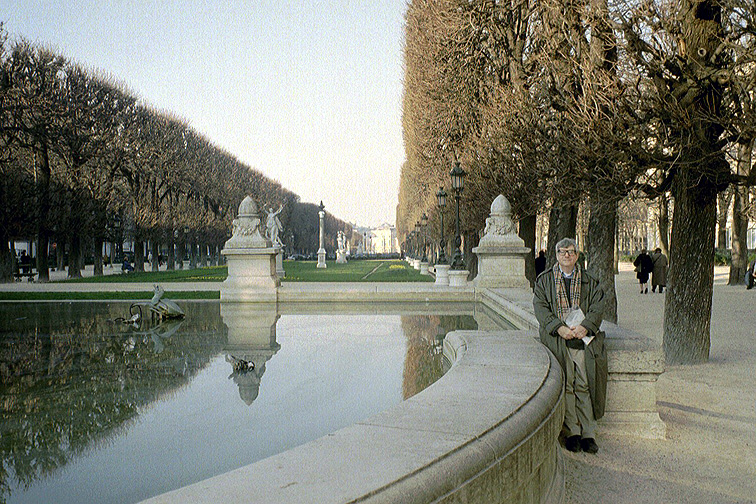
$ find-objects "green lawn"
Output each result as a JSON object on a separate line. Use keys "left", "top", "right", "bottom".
{"left": 0, "top": 291, "right": 219, "bottom": 301}
{"left": 62, "top": 265, "right": 228, "bottom": 283}
{"left": 0, "top": 260, "right": 433, "bottom": 300}
{"left": 282, "top": 260, "right": 434, "bottom": 282}
{"left": 53, "top": 260, "right": 433, "bottom": 284}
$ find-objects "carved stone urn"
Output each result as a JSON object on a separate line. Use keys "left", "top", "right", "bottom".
{"left": 472, "top": 195, "right": 531, "bottom": 288}
{"left": 221, "top": 196, "right": 280, "bottom": 302}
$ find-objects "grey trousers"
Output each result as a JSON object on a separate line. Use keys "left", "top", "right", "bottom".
{"left": 564, "top": 347, "right": 597, "bottom": 438}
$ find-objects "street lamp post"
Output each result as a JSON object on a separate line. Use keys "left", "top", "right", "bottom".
{"left": 421, "top": 213, "right": 428, "bottom": 262}
{"left": 450, "top": 161, "right": 466, "bottom": 270}
{"left": 436, "top": 187, "right": 447, "bottom": 264}
{"left": 317, "top": 201, "right": 327, "bottom": 268}
{"left": 415, "top": 221, "right": 421, "bottom": 265}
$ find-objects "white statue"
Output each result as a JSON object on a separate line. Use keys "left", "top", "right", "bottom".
{"left": 265, "top": 204, "right": 284, "bottom": 247}
{"left": 337, "top": 231, "right": 346, "bottom": 252}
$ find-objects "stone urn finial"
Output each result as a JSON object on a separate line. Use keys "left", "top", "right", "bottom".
{"left": 224, "top": 196, "right": 271, "bottom": 249}
{"left": 478, "top": 194, "right": 522, "bottom": 246}
{"left": 472, "top": 194, "right": 530, "bottom": 288}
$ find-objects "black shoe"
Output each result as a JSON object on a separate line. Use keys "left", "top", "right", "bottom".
{"left": 565, "top": 435, "right": 581, "bottom": 452}
{"left": 651, "top": 287, "right": 656, "bottom": 293}
{"left": 580, "top": 437, "right": 599, "bottom": 454}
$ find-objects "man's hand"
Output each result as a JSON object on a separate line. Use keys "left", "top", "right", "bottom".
{"left": 557, "top": 325, "right": 576, "bottom": 340}
{"left": 571, "top": 325, "right": 588, "bottom": 340}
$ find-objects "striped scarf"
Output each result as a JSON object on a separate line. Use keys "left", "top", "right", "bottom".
{"left": 553, "top": 263, "right": 581, "bottom": 322}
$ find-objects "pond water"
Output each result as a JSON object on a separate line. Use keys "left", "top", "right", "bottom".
{"left": 0, "top": 301, "right": 513, "bottom": 504}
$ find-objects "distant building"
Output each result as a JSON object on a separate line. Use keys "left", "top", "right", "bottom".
{"left": 370, "top": 223, "right": 399, "bottom": 254}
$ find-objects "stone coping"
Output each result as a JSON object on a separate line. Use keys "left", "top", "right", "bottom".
{"left": 141, "top": 329, "right": 564, "bottom": 504}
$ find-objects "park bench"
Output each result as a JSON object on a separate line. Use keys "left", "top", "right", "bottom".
{"left": 14, "top": 268, "right": 36, "bottom": 282}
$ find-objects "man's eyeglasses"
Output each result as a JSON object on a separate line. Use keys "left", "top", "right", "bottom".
{"left": 557, "top": 249, "right": 577, "bottom": 257}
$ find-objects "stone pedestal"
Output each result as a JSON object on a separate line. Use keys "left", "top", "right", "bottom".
{"left": 448, "top": 269, "right": 469, "bottom": 287}
{"left": 222, "top": 248, "right": 280, "bottom": 302}
{"left": 336, "top": 250, "right": 347, "bottom": 264}
{"left": 317, "top": 248, "right": 327, "bottom": 268}
{"left": 220, "top": 196, "right": 280, "bottom": 303}
{"left": 600, "top": 322, "right": 666, "bottom": 439}
{"left": 434, "top": 264, "right": 450, "bottom": 286}
{"left": 474, "top": 245, "right": 530, "bottom": 288}
{"left": 276, "top": 250, "right": 285, "bottom": 279}
{"left": 420, "top": 261, "right": 429, "bottom": 275}
{"left": 472, "top": 195, "right": 530, "bottom": 289}
{"left": 413, "top": 259, "right": 421, "bottom": 270}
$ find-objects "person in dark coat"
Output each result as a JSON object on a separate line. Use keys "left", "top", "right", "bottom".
{"left": 535, "top": 249, "right": 547, "bottom": 277}
{"left": 747, "top": 259, "right": 756, "bottom": 290}
{"left": 533, "top": 238, "right": 607, "bottom": 454}
{"left": 633, "top": 249, "right": 654, "bottom": 294}
{"left": 651, "top": 248, "right": 668, "bottom": 293}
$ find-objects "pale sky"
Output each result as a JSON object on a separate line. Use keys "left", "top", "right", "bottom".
{"left": 3, "top": 1, "right": 407, "bottom": 228}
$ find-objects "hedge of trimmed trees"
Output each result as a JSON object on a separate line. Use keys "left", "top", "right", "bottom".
{"left": 0, "top": 27, "right": 352, "bottom": 282}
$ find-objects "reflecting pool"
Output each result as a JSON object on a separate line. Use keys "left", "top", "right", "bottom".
{"left": 0, "top": 301, "right": 511, "bottom": 504}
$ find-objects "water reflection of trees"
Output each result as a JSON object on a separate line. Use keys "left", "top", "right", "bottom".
{"left": 0, "top": 302, "right": 226, "bottom": 504}
{"left": 401, "top": 315, "right": 477, "bottom": 400}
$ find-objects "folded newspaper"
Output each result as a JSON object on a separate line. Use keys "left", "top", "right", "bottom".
{"left": 564, "top": 307, "right": 594, "bottom": 346}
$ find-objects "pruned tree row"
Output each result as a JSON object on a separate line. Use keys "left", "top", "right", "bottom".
{"left": 399, "top": 0, "right": 756, "bottom": 364}
{"left": 0, "top": 28, "right": 353, "bottom": 282}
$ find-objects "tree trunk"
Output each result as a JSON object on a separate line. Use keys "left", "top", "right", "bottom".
{"left": 717, "top": 189, "right": 731, "bottom": 249}
{"left": 200, "top": 241, "right": 208, "bottom": 267}
{"left": 151, "top": 240, "right": 160, "bottom": 272}
{"left": 167, "top": 234, "right": 176, "bottom": 270}
{"left": 134, "top": 237, "right": 145, "bottom": 272}
{"left": 94, "top": 237, "right": 104, "bottom": 276}
{"left": 67, "top": 233, "right": 83, "bottom": 279}
{"left": 35, "top": 142, "right": 51, "bottom": 282}
{"left": 518, "top": 214, "right": 537, "bottom": 287}
{"left": 729, "top": 139, "right": 752, "bottom": 285}
{"left": 56, "top": 242, "right": 65, "bottom": 271}
{"left": 658, "top": 193, "right": 670, "bottom": 258}
{"left": 178, "top": 238, "right": 185, "bottom": 270}
{"left": 189, "top": 239, "right": 197, "bottom": 269}
{"left": 109, "top": 238, "right": 116, "bottom": 267}
{"left": 586, "top": 199, "right": 618, "bottom": 323}
{"left": 546, "top": 203, "right": 578, "bottom": 267}
{"left": 464, "top": 231, "right": 478, "bottom": 280}
{"left": 614, "top": 213, "right": 620, "bottom": 274}
{"left": 0, "top": 228, "right": 14, "bottom": 283}
{"left": 663, "top": 174, "right": 716, "bottom": 364}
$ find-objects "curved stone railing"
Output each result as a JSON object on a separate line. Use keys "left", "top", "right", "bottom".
{"left": 142, "top": 330, "right": 564, "bottom": 504}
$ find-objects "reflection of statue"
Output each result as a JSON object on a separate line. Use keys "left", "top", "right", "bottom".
{"left": 265, "top": 204, "right": 284, "bottom": 247}
{"left": 135, "top": 318, "right": 184, "bottom": 353}
{"left": 226, "top": 357, "right": 267, "bottom": 405}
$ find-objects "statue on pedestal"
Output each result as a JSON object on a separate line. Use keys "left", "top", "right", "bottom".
{"left": 336, "top": 230, "right": 348, "bottom": 263}
{"left": 265, "top": 204, "right": 284, "bottom": 248}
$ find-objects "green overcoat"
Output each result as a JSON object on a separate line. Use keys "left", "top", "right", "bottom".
{"left": 533, "top": 266, "right": 608, "bottom": 419}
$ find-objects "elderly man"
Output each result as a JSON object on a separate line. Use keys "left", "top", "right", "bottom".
{"left": 533, "top": 238, "right": 607, "bottom": 454}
